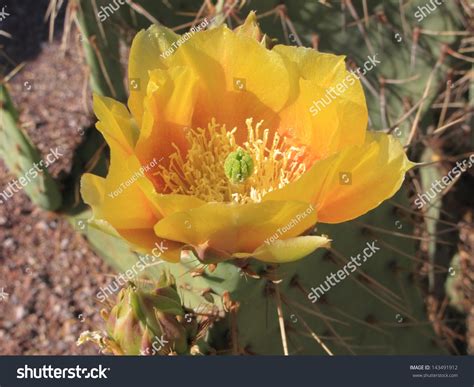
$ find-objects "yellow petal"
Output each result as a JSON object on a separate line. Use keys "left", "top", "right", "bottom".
{"left": 128, "top": 22, "right": 294, "bottom": 141}
{"left": 273, "top": 46, "right": 367, "bottom": 154}
{"left": 80, "top": 173, "right": 153, "bottom": 253}
{"left": 135, "top": 66, "right": 200, "bottom": 191}
{"left": 81, "top": 168, "right": 157, "bottom": 230}
{"left": 172, "top": 24, "right": 292, "bottom": 114}
{"left": 234, "top": 11, "right": 263, "bottom": 41}
{"left": 275, "top": 78, "right": 342, "bottom": 162}
{"left": 233, "top": 235, "right": 331, "bottom": 263}
{"left": 264, "top": 132, "right": 414, "bottom": 223}
{"left": 162, "top": 25, "right": 293, "bottom": 141}
{"left": 81, "top": 101, "right": 161, "bottom": 247}
{"left": 124, "top": 155, "right": 206, "bottom": 218}
{"left": 81, "top": 172, "right": 181, "bottom": 263}
{"left": 93, "top": 94, "right": 138, "bottom": 154}
{"left": 82, "top": 146, "right": 205, "bottom": 257}
{"left": 119, "top": 229, "right": 182, "bottom": 263}
{"left": 273, "top": 46, "right": 347, "bottom": 87}
{"left": 81, "top": 171, "right": 187, "bottom": 264}
{"left": 152, "top": 194, "right": 206, "bottom": 218}
{"left": 128, "top": 24, "right": 179, "bottom": 126}
{"left": 153, "top": 200, "right": 317, "bottom": 254}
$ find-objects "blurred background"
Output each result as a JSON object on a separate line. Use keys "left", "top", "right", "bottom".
{"left": 0, "top": 0, "right": 472, "bottom": 355}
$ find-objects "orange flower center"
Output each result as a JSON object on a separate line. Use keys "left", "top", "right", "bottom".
{"left": 154, "top": 118, "right": 307, "bottom": 203}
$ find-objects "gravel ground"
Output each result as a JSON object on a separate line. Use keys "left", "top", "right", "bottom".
{"left": 0, "top": 191, "right": 111, "bottom": 355}
{"left": 0, "top": 0, "right": 112, "bottom": 355}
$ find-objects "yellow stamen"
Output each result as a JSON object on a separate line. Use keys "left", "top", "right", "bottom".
{"left": 155, "top": 118, "right": 307, "bottom": 203}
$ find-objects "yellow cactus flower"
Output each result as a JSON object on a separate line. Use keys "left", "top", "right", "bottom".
{"left": 81, "top": 13, "right": 413, "bottom": 264}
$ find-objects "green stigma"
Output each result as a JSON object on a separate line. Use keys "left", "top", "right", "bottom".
{"left": 224, "top": 148, "right": 254, "bottom": 184}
